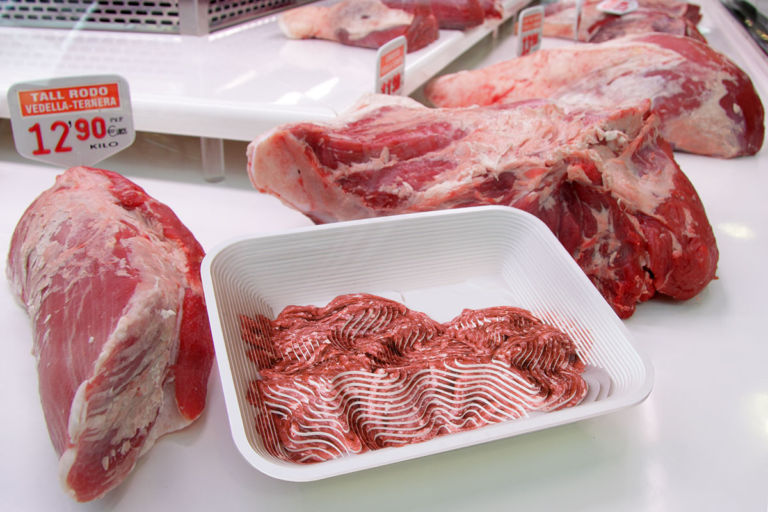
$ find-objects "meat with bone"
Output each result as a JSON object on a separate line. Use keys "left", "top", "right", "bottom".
{"left": 242, "top": 294, "right": 587, "bottom": 463}
{"left": 424, "top": 33, "right": 765, "bottom": 158}
{"left": 247, "top": 94, "right": 719, "bottom": 318}
{"left": 279, "top": 0, "right": 439, "bottom": 52}
{"left": 6, "top": 167, "right": 214, "bottom": 501}
{"left": 543, "top": 0, "right": 703, "bottom": 42}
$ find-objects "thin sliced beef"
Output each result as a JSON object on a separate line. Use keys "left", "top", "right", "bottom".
{"left": 279, "top": 0, "right": 439, "bottom": 52}
{"left": 424, "top": 33, "right": 764, "bottom": 158}
{"left": 247, "top": 94, "right": 719, "bottom": 318}
{"left": 6, "top": 167, "right": 214, "bottom": 501}
{"left": 543, "top": 0, "right": 704, "bottom": 42}
{"left": 244, "top": 294, "right": 587, "bottom": 463}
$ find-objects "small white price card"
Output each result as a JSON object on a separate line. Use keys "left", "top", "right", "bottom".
{"left": 376, "top": 36, "right": 407, "bottom": 95}
{"left": 7, "top": 75, "right": 135, "bottom": 167}
{"left": 596, "top": 0, "right": 638, "bottom": 15}
{"left": 517, "top": 5, "right": 544, "bottom": 57}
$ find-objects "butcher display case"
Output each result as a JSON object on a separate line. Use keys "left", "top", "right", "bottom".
{"left": 1, "top": 0, "right": 767, "bottom": 510}
{"left": 0, "top": 0, "right": 529, "bottom": 180}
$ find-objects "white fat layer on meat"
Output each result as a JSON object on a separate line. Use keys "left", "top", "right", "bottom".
{"left": 432, "top": 35, "right": 748, "bottom": 156}
{"left": 348, "top": 93, "right": 425, "bottom": 117}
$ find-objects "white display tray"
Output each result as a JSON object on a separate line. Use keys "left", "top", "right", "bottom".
{"left": 202, "top": 206, "right": 653, "bottom": 481}
{"left": 0, "top": 0, "right": 527, "bottom": 141}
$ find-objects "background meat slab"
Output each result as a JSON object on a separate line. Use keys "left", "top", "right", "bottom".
{"left": 247, "top": 95, "right": 719, "bottom": 319}
{"left": 279, "top": 0, "right": 439, "bottom": 52}
{"left": 542, "top": 0, "right": 704, "bottom": 42}
{"left": 424, "top": 33, "right": 764, "bottom": 158}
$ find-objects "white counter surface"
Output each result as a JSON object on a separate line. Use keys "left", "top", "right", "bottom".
{"left": 1, "top": 0, "right": 767, "bottom": 510}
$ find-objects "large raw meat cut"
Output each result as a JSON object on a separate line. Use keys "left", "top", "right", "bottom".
{"left": 6, "top": 167, "right": 215, "bottom": 501}
{"left": 247, "top": 94, "right": 719, "bottom": 318}
{"left": 241, "top": 294, "right": 587, "bottom": 463}
{"left": 424, "top": 33, "right": 765, "bottom": 158}
{"left": 279, "top": 0, "right": 439, "bottom": 52}
{"left": 543, "top": 0, "right": 704, "bottom": 42}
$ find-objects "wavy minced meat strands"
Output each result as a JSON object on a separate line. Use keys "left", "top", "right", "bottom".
{"left": 241, "top": 294, "right": 588, "bottom": 463}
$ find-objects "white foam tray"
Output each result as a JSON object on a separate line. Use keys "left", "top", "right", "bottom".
{"left": 201, "top": 206, "right": 653, "bottom": 482}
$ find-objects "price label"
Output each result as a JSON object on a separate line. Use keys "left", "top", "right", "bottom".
{"left": 517, "top": 6, "right": 544, "bottom": 57}
{"left": 7, "top": 75, "right": 135, "bottom": 168}
{"left": 376, "top": 36, "right": 407, "bottom": 96}
{"left": 597, "top": 0, "right": 638, "bottom": 15}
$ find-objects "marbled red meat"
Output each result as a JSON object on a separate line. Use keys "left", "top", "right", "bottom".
{"left": 424, "top": 33, "right": 764, "bottom": 158}
{"left": 242, "top": 294, "right": 587, "bottom": 463}
{"left": 6, "top": 167, "right": 214, "bottom": 502}
{"left": 247, "top": 94, "right": 718, "bottom": 318}
{"left": 278, "top": 0, "right": 439, "bottom": 52}
{"left": 543, "top": 0, "right": 703, "bottom": 42}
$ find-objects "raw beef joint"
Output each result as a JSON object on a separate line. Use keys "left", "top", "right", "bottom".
{"left": 247, "top": 95, "right": 719, "bottom": 318}
{"left": 424, "top": 33, "right": 765, "bottom": 158}
{"left": 542, "top": 0, "right": 704, "bottom": 42}
{"left": 279, "top": 0, "right": 439, "bottom": 52}
{"left": 241, "top": 294, "right": 587, "bottom": 463}
{"left": 6, "top": 167, "right": 215, "bottom": 501}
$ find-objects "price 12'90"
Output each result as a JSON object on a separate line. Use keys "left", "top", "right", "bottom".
{"left": 7, "top": 75, "right": 134, "bottom": 167}
{"left": 28, "top": 116, "right": 108, "bottom": 155}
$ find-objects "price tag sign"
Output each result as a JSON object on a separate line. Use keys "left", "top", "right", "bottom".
{"left": 597, "top": 0, "right": 638, "bottom": 15}
{"left": 7, "top": 75, "right": 135, "bottom": 168}
{"left": 376, "top": 36, "right": 407, "bottom": 95}
{"left": 517, "top": 6, "right": 544, "bottom": 57}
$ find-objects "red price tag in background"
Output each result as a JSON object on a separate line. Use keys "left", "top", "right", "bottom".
{"left": 7, "top": 75, "right": 134, "bottom": 168}
{"left": 517, "top": 6, "right": 544, "bottom": 57}
{"left": 376, "top": 36, "right": 407, "bottom": 96}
